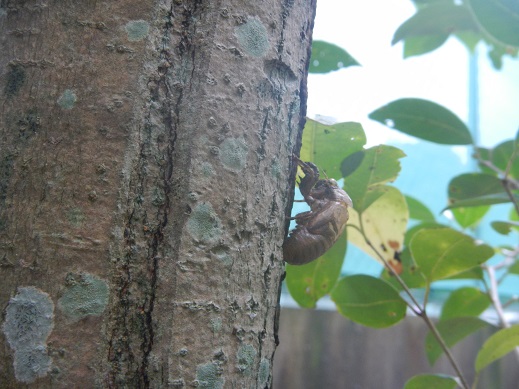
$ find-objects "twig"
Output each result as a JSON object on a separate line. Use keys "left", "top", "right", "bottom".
{"left": 502, "top": 296, "right": 519, "bottom": 309}
{"left": 351, "top": 217, "right": 471, "bottom": 389}
{"left": 483, "top": 265, "right": 519, "bottom": 363}
{"left": 420, "top": 310, "right": 471, "bottom": 389}
{"left": 472, "top": 151, "right": 519, "bottom": 215}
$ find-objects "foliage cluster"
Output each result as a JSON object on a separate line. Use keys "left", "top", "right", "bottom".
{"left": 287, "top": 1, "right": 519, "bottom": 388}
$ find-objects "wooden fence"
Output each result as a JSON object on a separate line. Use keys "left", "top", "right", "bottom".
{"left": 273, "top": 308, "right": 518, "bottom": 389}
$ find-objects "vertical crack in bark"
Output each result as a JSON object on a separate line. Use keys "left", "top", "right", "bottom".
{"left": 138, "top": 3, "right": 177, "bottom": 387}
{"left": 138, "top": 1, "right": 206, "bottom": 385}
{"left": 256, "top": 109, "right": 270, "bottom": 169}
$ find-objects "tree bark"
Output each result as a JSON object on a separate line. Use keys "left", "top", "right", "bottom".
{"left": 0, "top": 0, "right": 316, "bottom": 387}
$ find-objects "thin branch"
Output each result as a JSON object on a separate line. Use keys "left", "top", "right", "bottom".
{"left": 501, "top": 178, "right": 519, "bottom": 216}
{"left": 483, "top": 265, "right": 519, "bottom": 363}
{"left": 420, "top": 310, "right": 471, "bottom": 389}
{"left": 503, "top": 296, "right": 519, "bottom": 309}
{"left": 483, "top": 266, "right": 508, "bottom": 328}
{"left": 354, "top": 220, "right": 423, "bottom": 316}
{"left": 472, "top": 152, "right": 519, "bottom": 215}
{"left": 353, "top": 216, "right": 471, "bottom": 389}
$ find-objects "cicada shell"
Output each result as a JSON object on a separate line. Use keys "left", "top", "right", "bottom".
{"left": 283, "top": 157, "right": 352, "bottom": 265}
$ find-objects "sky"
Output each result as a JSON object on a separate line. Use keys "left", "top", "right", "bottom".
{"left": 306, "top": 0, "right": 519, "bottom": 149}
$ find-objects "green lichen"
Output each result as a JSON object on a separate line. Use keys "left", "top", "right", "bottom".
{"left": 169, "top": 378, "right": 185, "bottom": 387}
{"left": 258, "top": 358, "right": 270, "bottom": 386}
{"left": 201, "top": 162, "right": 214, "bottom": 177}
{"left": 125, "top": 20, "right": 150, "bottom": 41}
{"left": 187, "top": 203, "right": 221, "bottom": 244}
{"left": 236, "top": 344, "right": 257, "bottom": 375}
{"left": 57, "top": 89, "right": 77, "bottom": 110}
{"left": 210, "top": 317, "right": 222, "bottom": 333}
{"left": 270, "top": 158, "right": 281, "bottom": 178}
{"left": 2, "top": 287, "right": 54, "bottom": 383}
{"left": 219, "top": 138, "right": 248, "bottom": 172}
{"left": 58, "top": 273, "right": 109, "bottom": 321}
{"left": 235, "top": 18, "right": 270, "bottom": 57}
{"left": 196, "top": 363, "right": 224, "bottom": 389}
{"left": 4, "top": 65, "right": 26, "bottom": 97}
{"left": 67, "top": 207, "right": 85, "bottom": 227}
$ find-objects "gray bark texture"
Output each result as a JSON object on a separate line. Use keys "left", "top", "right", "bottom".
{"left": 0, "top": 0, "right": 316, "bottom": 387}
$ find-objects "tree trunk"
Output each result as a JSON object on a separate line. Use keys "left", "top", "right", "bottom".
{"left": 0, "top": 0, "right": 316, "bottom": 387}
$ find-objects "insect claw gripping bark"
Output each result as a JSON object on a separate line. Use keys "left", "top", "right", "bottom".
{"left": 283, "top": 156, "right": 352, "bottom": 265}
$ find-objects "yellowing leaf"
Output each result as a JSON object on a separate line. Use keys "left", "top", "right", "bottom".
{"left": 347, "top": 186, "right": 408, "bottom": 272}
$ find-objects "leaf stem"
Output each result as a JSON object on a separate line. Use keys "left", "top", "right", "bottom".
{"left": 347, "top": 223, "right": 421, "bottom": 315}
{"left": 353, "top": 216, "right": 471, "bottom": 389}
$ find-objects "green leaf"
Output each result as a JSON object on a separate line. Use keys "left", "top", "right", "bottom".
{"left": 384, "top": 224, "right": 482, "bottom": 290}
{"left": 331, "top": 275, "right": 407, "bottom": 328}
{"left": 302, "top": 119, "right": 366, "bottom": 179}
{"left": 426, "top": 317, "right": 489, "bottom": 364}
{"left": 440, "top": 287, "right": 490, "bottom": 321}
{"left": 488, "top": 45, "right": 505, "bottom": 69}
{"left": 451, "top": 206, "right": 489, "bottom": 228}
{"left": 509, "top": 260, "right": 519, "bottom": 275}
{"left": 403, "top": 34, "right": 449, "bottom": 58}
{"left": 447, "top": 266, "right": 484, "bottom": 281}
{"left": 404, "top": 374, "right": 459, "bottom": 389}
{"left": 492, "top": 140, "right": 519, "bottom": 180}
{"left": 343, "top": 145, "right": 405, "bottom": 212}
{"left": 468, "top": 0, "right": 519, "bottom": 47}
{"left": 402, "top": 224, "right": 484, "bottom": 280}
{"left": 348, "top": 187, "right": 408, "bottom": 272}
{"left": 404, "top": 222, "right": 448, "bottom": 247}
{"left": 285, "top": 230, "right": 347, "bottom": 308}
{"left": 369, "top": 98, "right": 472, "bottom": 145}
{"left": 340, "top": 150, "right": 365, "bottom": 178}
{"left": 475, "top": 325, "right": 519, "bottom": 372}
{"left": 392, "top": 3, "right": 478, "bottom": 46}
{"left": 475, "top": 147, "right": 496, "bottom": 176}
{"left": 491, "top": 221, "right": 519, "bottom": 235}
{"left": 447, "top": 173, "right": 515, "bottom": 208}
{"left": 405, "top": 195, "right": 436, "bottom": 221}
{"left": 309, "top": 41, "right": 360, "bottom": 74}
{"left": 410, "top": 227, "right": 494, "bottom": 282}
{"left": 412, "top": 0, "right": 456, "bottom": 4}
{"left": 486, "top": 42, "right": 517, "bottom": 70}
{"left": 456, "top": 30, "right": 482, "bottom": 52}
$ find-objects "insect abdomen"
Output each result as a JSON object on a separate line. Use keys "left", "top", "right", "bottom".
{"left": 283, "top": 226, "right": 334, "bottom": 265}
